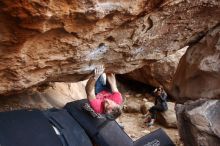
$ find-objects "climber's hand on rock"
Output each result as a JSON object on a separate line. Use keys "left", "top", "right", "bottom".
{"left": 94, "top": 65, "right": 104, "bottom": 80}
{"left": 106, "top": 73, "right": 116, "bottom": 85}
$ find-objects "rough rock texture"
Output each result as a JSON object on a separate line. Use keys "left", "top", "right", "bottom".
{"left": 157, "top": 102, "right": 177, "bottom": 128}
{"left": 124, "top": 46, "right": 187, "bottom": 92}
{"left": 122, "top": 94, "right": 144, "bottom": 113}
{"left": 140, "top": 101, "right": 154, "bottom": 115}
{"left": 123, "top": 100, "right": 141, "bottom": 113}
{"left": 0, "top": 81, "right": 87, "bottom": 111}
{"left": 176, "top": 99, "right": 220, "bottom": 146}
{"left": 172, "top": 25, "right": 220, "bottom": 102}
{"left": 171, "top": 25, "right": 220, "bottom": 145}
{"left": 0, "top": 0, "right": 220, "bottom": 95}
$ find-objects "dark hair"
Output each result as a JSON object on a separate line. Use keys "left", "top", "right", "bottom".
{"left": 106, "top": 106, "right": 122, "bottom": 120}
{"left": 153, "top": 86, "right": 164, "bottom": 95}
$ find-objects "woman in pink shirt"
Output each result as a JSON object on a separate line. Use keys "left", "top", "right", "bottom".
{"left": 85, "top": 66, "right": 123, "bottom": 120}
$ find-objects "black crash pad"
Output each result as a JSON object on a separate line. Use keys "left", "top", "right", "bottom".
{"left": 134, "top": 128, "right": 175, "bottom": 146}
{"left": 44, "top": 109, "right": 93, "bottom": 146}
{"left": 65, "top": 99, "right": 133, "bottom": 146}
{"left": 65, "top": 99, "right": 175, "bottom": 146}
{"left": 0, "top": 110, "right": 62, "bottom": 146}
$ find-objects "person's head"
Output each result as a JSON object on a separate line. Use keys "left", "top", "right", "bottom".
{"left": 104, "top": 99, "right": 122, "bottom": 120}
{"left": 153, "top": 85, "right": 164, "bottom": 96}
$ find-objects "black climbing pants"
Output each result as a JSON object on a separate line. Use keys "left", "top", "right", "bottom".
{"left": 149, "top": 105, "right": 166, "bottom": 119}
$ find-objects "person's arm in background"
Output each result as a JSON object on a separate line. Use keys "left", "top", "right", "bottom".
{"left": 86, "top": 66, "right": 104, "bottom": 100}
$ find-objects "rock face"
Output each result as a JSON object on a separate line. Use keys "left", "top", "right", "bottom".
{"left": 0, "top": 0, "right": 220, "bottom": 95}
{"left": 157, "top": 102, "right": 177, "bottom": 128}
{"left": 0, "top": 81, "right": 87, "bottom": 111}
{"left": 172, "top": 26, "right": 220, "bottom": 102}
{"left": 140, "top": 101, "right": 154, "bottom": 115}
{"left": 124, "top": 46, "right": 187, "bottom": 92}
{"left": 171, "top": 26, "right": 220, "bottom": 146}
{"left": 123, "top": 100, "right": 141, "bottom": 113}
{"left": 176, "top": 100, "right": 220, "bottom": 146}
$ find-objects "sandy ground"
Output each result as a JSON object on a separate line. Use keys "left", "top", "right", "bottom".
{"left": 117, "top": 113, "right": 183, "bottom": 145}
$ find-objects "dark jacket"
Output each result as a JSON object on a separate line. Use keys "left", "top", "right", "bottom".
{"left": 155, "top": 91, "right": 168, "bottom": 111}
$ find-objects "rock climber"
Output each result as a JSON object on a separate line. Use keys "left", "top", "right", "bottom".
{"left": 85, "top": 65, "right": 123, "bottom": 120}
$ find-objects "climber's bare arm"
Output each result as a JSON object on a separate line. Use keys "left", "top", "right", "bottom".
{"left": 86, "top": 66, "right": 104, "bottom": 100}
{"left": 106, "top": 73, "right": 119, "bottom": 92}
{"left": 85, "top": 76, "right": 96, "bottom": 100}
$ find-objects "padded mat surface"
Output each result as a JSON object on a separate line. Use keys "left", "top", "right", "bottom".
{"left": 65, "top": 99, "right": 133, "bottom": 146}
{"left": 44, "top": 109, "right": 93, "bottom": 146}
{"left": 0, "top": 110, "right": 62, "bottom": 146}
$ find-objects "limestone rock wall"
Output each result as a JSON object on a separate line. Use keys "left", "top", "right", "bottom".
{"left": 171, "top": 25, "right": 220, "bottom": 146}
{"left": 172, "top": 26, "right": 220, "bottom": 102}
{"left": 0, "top": 81, "right": 87, "bottom": 111}
{"left": 176, "top": 100, "right": 220, "bottom": 146}
{"left": 0, "top": 0, "right": 220, "bottom": 95}
{"left": 123, "top": 46, "right": 187, "bottom": 92}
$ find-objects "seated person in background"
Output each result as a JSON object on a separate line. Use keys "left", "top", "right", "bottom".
{"left": 147, "top": 86, "right": 168, "bottom": 127}
{"left": 85, "top": 65, "right": 123, "bottom": 120}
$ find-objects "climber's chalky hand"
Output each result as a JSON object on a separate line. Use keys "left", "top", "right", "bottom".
{"left": 94, "top": 65, "right": 104, "bottom": 80}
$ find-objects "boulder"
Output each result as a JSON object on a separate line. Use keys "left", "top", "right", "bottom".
{"left": 0, "top": 81, "right": 87, "bottom": 111}
{"left": 171, "top": 25, "right": 220, "bottom": 145}
{"left": 176, "top": 99, "right": 220, "bottom": 146}
{"left": 123, "top": 99, "right": 142, "bottom": 113}
{"left": 157, "top": 102, "right": 177, "bottom": 128}
{"left": 171, "top": 26, "right": 220, "bottom": 102}
{"left": 140, "top": 101, "right": 154, "bottom": 115}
